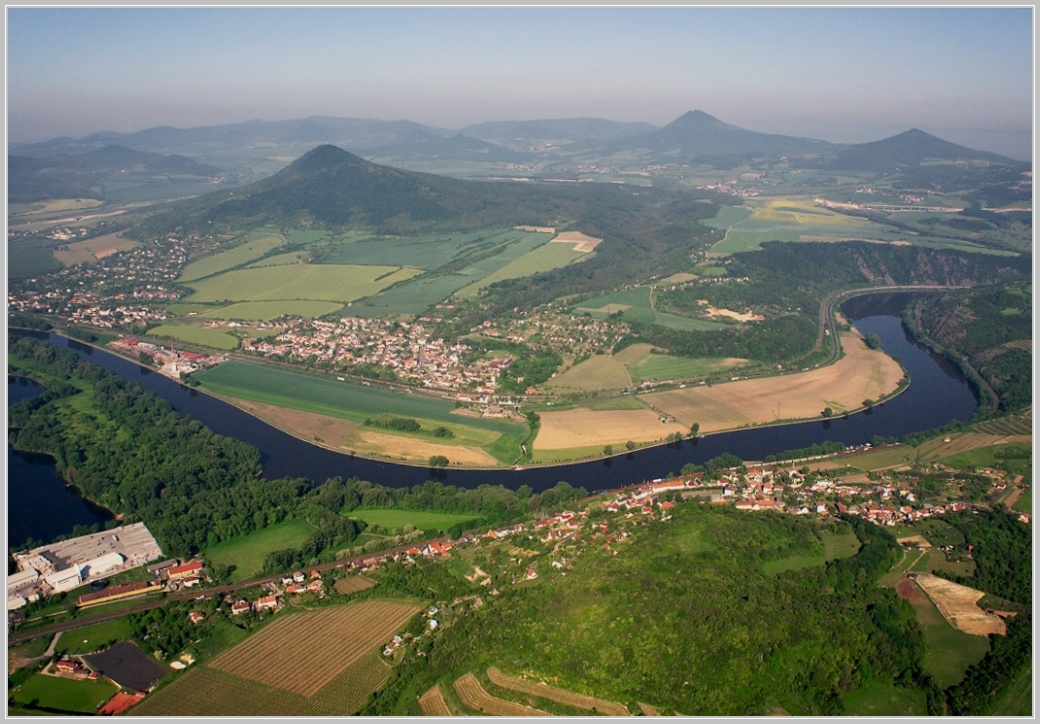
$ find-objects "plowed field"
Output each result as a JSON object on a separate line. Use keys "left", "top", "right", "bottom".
{"left": 454, "top": 672, "right": 549, "bottom": 716}
{"left": 487, "top": 666, "right": 629, "bottom": 715}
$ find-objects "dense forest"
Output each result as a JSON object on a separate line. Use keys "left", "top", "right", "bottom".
{"left": 905, "top": 282, "right": 1032, "bottom": 413}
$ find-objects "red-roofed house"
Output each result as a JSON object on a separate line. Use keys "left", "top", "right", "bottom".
{"left": 168, "top": 561, "right": 204, "bottom": 580}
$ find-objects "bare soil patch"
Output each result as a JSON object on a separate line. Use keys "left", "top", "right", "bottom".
{"left": 896, "top": 575, "right": 930, "bottom": 606}
{"left": 535, "top": 407, "right": 688, "bottom": 451}
{"left": 915, "top": 573, "right": 1006, "bottom": 636}
{"left": 897, "top": 535, "right": 931, "bottom": 548}
{"left": 234, "top": 400, "right": 362, "bottom": 448}
{"left": 552, "top": 231, "right": 603, "bottom": 252}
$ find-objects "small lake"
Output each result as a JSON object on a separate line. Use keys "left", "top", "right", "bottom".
{"left": 7, "top": 292, "right": 978, "bottom": 546}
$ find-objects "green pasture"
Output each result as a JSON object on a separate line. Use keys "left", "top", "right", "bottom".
{"left": 701, "top": 204, "right": 753, "bottom": 230}
{"left": 346, "top": 508, "right": 481, "bottom": 534}
{"left": 322, "top": 228, "right": 541, "bottom": 269}
{"left": 841, "top": 682, "right": 927, "bottom": 716}
{"left": 913, "top": 593, "right": 990, "bottom": 688}
{"left": 201, "top": 300, "right": 345, "bottom": 321}
{"left": 145, "top": 323, "right": 241, "bottom": 350}
{"left": 574, "top": 286, "right": 656, "bottom": 325}
{"left": 204, "top": 518, "right": 317, "bottom": 581}
{"left": 455, "top": 240, "right": 587, "bottom": 297}
{"left": 986, "top": 665, "right": 1033, "bottom": 716}
{"left": 286, "top": 229, "right": 331, "bottom": 245}
{"left": 626, "top": 352, "right": 747, "bottom": 383}
{"left": 179, "top": 232, "right": 284, "bottom": 282}
{"left": 345, "top": 273, "right": 472, "bottom": 318}
{"left": 183, "top": 264, "right": 421, "bottom": 305}
{"left": 57, "top": 619, "right": 135, "bottom": 655}
{"left": 583, "top": 395, "right": 646, "bottom": 411}
{"left": 8, "top": 672, "right": 117, "bottom": 715}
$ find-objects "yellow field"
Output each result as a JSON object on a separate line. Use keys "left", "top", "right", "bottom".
{"left": 751, "top": 198, "right": 866, "bottom": 228}
{"left": 535, "top": 407, "right": 688, "bottom": 451}
{"left": 545, "top": 355, "right": 632, "bottom": 393}
{"left": 915, "top": 574, "right": 1007, "bottom": 636}
{"left": 645, "top": 333, "right": 902, "bottom": 432}
{"left": 552, "top": 231, "right": 603, "bottom": 252}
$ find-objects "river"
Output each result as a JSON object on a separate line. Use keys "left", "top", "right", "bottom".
{"left": 7, "top": 292, "right": 977, "bottom": 547}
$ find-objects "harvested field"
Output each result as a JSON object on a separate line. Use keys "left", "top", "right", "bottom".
{"left": 209, "top": 600, "right": 420, "bottom": 697}
{"left": 53, "top": 232, "right": 137, "bottom": 266}
{"left": 552, "top": 230, "right": 603, "bottom": 252}
{"left": 535, "top": 407, "right": 688, "bottom": 451}
{"left": 232, "top": 400, "right": 362, "bottom": 449}
{"left": 545, "top": 354, "right": 632, "bottom": 393}
{"left": 914, "top": 573, "right": 1006, "bottom": 636}
{"left": 487, "top": 666, "right": 630, "bottom": 715}
{"left": 334, "top": 575, "right": 377, "bottom": 596}
{"left": 640, "top": 703, "right": 662, "bottom": 716}
{"left": 645, "top": 333, "right": 902, "bottom": 433}
{"left": 355, "top": 429, "right": 501, "bottom": 467}
{"left": 454, "top": 672, "right": 549, "bottom": 716}
{"left": 419, "top": 684, "right": 455, "bottom": 716}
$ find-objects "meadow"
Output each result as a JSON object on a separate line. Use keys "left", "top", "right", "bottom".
{"left": 144, "top": 322, "right": 241, "bottom": 350}
{"left": 573, "top": 287, "right": 728, "bottom": 331}
{"left": 182, "top": 264, "right": 421, "bottom": 305}
{"left": 623, "top": 349, "right": 747, "bottom": 383}
{"left": 203, "top": 518, "right": 318, "bottom": 581}
{"left": 455, "top": 239, "right": 588, "bottom": 298}
{"left": 56, "top": 619, "right": 134, "bottom": 655}
{"left": 346, "top": 508, "right": 481, "bottom": 534}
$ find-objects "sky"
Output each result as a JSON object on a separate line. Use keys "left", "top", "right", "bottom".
{"left": 5, "top": 6, "right": 1035, "bottom": 160}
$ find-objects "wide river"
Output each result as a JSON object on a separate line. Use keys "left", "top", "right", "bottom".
{"left": 8, "top": 292, "right": 978, "bottom": 547}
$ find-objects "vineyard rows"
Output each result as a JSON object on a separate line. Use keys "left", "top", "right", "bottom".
{"left": 209, "top": 600, "right": 420, "bottom": 697}
{"left": 418, "top": 683, "right": 454, "bottom": 716}
{"left": 487, "top": 666, "right": 630, "bottom": 715}
{"left": 454, "top": 672, "right": 549, "bottom": 716}
{"left": 334, "top": 574, "right": 377, "bottom": 595}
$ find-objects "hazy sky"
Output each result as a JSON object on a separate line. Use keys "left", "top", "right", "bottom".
{"left": 6, "top": 6, "right": 1034, "bottom": 159}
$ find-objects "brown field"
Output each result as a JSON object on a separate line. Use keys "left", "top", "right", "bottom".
{"left": 333, "top": 575, "right": 377, "bottom": 596}
{"left": 914, "top": 573, "right": 1006, "bottom": 636}
{"left": 918, "top": 432, "right": 1031, "bottom": 461}
{"left": 535, "top": 407, "right": 689, "bottom": 451}
{"left": 657, "top": 273, "right": 699, "bottom": 285}
{"left": 645, "top": 333, "right": 903, "bottom": 433}
{"left": 53, "top": 232, "right": 137, "bottom": 266}
{"left": 130, "top": 651, "right": 391, "bottom": 716}
{"left": 208, "top": 600, "right": 420, "bottom": 697}
{"left": 552, "top": 230, "right": 603, "bottom": 252}
{"left": 454, "top": 672, "right": 549, "bottom": 716}
{"left": 487, "top": 666, "right": 630, "bottom": 715}
{"left": 613, "top": 342, "right": 658, "bottom": 365}
{"left": 640, "top": 703, "right": 662, "bottom": 716}
{"left": 419, "top": 684, "right": 455, "bottom": 716}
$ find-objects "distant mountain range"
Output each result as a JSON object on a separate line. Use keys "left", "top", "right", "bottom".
{"left": 9, "top": 110, "right": 1029, "bottom": 204}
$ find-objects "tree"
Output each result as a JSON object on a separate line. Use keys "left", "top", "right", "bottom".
{"left": 625, "top": 440, "right": 637, "bottom": 451}
{"left": 603, "top": 445, "right": 613, "bottom": 456}
{"left": 822, "top": 407, "right": 834, "bottom": 418}
{"left": 690, "top": 422, "right": 700, "bottom": 437}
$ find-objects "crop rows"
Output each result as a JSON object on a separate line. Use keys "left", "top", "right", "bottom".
{"left": 486, "top": 666, "right": 630, "bottom": 715}
{"left": 453, "top": 672, "right": 549, "bottom": 716}
{"left": 209, "top": 600, "right": 420, "bottom": 697}
{"left": 418, "top": 683, "right": 454, "bottom": 716}
{"left": 128, "top": 667, "right": 308, "bottom": 717}
{"left": 334, "top": 575, "right": 377, "bottom": 595}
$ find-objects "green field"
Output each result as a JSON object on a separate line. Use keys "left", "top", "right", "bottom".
{"left": 347, "top": 508, "right": 481, "bottom": 534}
{"left": 841, "top": 682, "right": 927, "bottom": 716}
{"left": 574, "top": 287, "right": 728, "bottom": 332}
{"left": 914, "top": 594, "right": 991, "bottom": 688}
{"left": 321, "top": 228, "right": 544, "bottom": 269}
{"left": 8, "top": 672, "right": 116, "bottom": 715}
{"left": 145, "top": 323, "right": 241, "bottom": 350}
{"left": 57, "top": 619, "right": 135, "bottom": 655}
{"left": 545, "top": 355, "right": 632, "bottom": 393}
{"left": 179, "top": 232, "right": 285, "bottom": 282}
{"left": 183, "top": 264, "right": 421, "bottom": 305}
{"left": 204, "top": 518, "right": 318, "bottom": 582}
{"left": 986, "top": 665, "right": 1033, "bottom": 716}
{"left": 247, "top": 251, "right": 310, "bottom": 268}
{"left": 345, "top": 273, "right": 475, "bottom": 318}
{"left": 455, "top": 240, "right": 587, "bottom": 297}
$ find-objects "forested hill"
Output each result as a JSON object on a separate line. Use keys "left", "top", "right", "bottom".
{"left": 128, "top": 143, "right": 691, "bottom": 238}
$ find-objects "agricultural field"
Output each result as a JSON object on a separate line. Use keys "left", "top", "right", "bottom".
{"left": 143, "top": 322, "right": 241, "bottom": 350}
{"left": 53, "top": 232, "right": 138, "bottom": 266}
{"left": 247, "top": 251, "right": 311, "bottom": 268}
{"left": 573, "top": 286, "right": 728, "bottom": 331}
{"left": 487, "top": 666, "right": 630, "bottom": 715}
{"left": 418, "top": 683, "right": 455, "bottom": 715}
{"left": 455, "top": 239, "right": 589, "bottom": 298}
{"left": 334, "top": 575, "right": 378, "bottom": 596}
{"left": 207, "top": 600, "right": 420, "bottom": 697}
{"left": 128, "top": 651, "right": 392, "bottom": 716}
{"left": 707, "top": 197, "right": 904, "bottom": 256}
{"left": 453, "top": 672, "right": 549, "bottom": 716}
{"left": 533, "top": 407, "right": 688, "bottom": 455}
{"left": 347, "top": 508, "right": 481, "bottom": 534}
{"left": 182, "top": 263, "right": 421, "bottom": 306}
{"left": 544, "top": 354, "right": 632, "bottom": 394}
{"left": 203, "top": 518, "right": 317, "bottom": 582}
{"left": 179, "top": 232, "right": 285, "bottom": 282}
{"left": 840, "top": 682, "right": 927, "bottom": 716}
{"left": 622, "top": 348, "right": 748, "bottom": 384}
{"left": 194, "top": 361, "right": 527, "bottom": 465}
{"left": 200, "top": 300, "right": 346, "bottom": 321}
{"left": 8, "top": 672, "right": 117, "bottom": 715}
{"left": 644, "top": 333, "right": 903, "bottom": 433}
